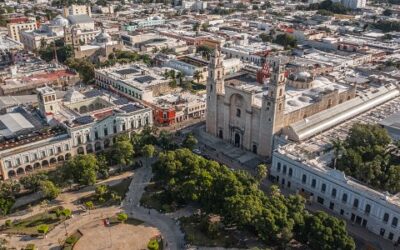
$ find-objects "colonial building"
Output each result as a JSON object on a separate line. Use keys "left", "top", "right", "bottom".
{"left": 0, "top": 86, "right": 153, "bottom": 180}
{"left": 206, "top": 48, "right": 356, "bottom": 158}
{"left": 270, "top": 91, "right": 400, "bottom": 243}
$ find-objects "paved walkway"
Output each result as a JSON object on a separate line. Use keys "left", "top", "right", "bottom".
{"left": 0, "top": 173, "right": 133, "bottom": 249}
{"left": 74, "top": 218, "right": 160, "bottom": 250}
{"left": 123, "top": 165, "right": 186, "bottom": 250}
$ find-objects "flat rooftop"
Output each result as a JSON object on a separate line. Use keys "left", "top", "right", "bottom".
{"left": 96, "top": 64, "right": 168, "bottom": 91}
{"left": 277, "top": 94, "right": 400, "bottom": 200}
{"left": 225, "top": 72, "right": 351, "bottom": 114}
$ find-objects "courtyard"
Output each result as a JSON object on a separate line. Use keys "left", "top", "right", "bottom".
{"left": 73, "top": 218, "right": 160, "bottom": 250}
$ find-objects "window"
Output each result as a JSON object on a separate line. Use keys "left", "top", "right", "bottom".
{"left": 57, "top": 147, "right": 62, "bottom": 153}
{"left": 113, "top": 126, "right": 117, "bottom": 134}
{"left": 95, "top": 131, "right": 99, "bottom": 140}
{"left": 321, "top": 183, "right": 326, "bottom": 193}
{"left": 283, "top": 165, "right": 287, "bottom": 174}
{"left": 49, "top": 148, "right": 54, "bottom": 155}
{"left": 302, "top": 174, "right": 307, "bottom": 184}
{"left": 311, "top": 179, "right": 316, "bottom": 188}
{"left": 277, "top": 163, "right": 281, "bottom": 172}
{"left": 383, "top": 213, "right": 389, "bottom": 223}
{"left": 24, "top": 156, "right": 29, "bottom": 163}
{"left": 65, "top": 144, "right": 69, "bottom": 151}
{"left": 331, "top": 188, "right": 337, "bottom": 198}
{"left": 342, "top": 193, "right": 348, "bottom": 203}
{"left": 236, "top": 108, "right": 241, "bottom": 117}
{"left": 392, "top": 217, "right": 398, "bottom": 228}
{"left": 365, "top": 204, "right": 371, "bottom": 215}
{"left": 353, "top": 198, "right": 359, "bottom": 208}
{"left": 86, "top": 134, "right": 90, "bottom": 142}
{"left": 389, "top": 233, "right": 394, "bottom": 241}
{"left": 288, "top": 168, "right": 293, "bottom": 177}
{"left": 104, "top": 128, "right": 108, "bottom": 136}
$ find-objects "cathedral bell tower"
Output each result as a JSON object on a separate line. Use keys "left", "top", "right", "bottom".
{"left": 259, "top": 59, "right": 286, "bottom": 158}
{"left": 206, "top": 47, "right": 225, "bottom": 136}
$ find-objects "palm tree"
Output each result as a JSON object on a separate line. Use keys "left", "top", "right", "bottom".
{"left": 193, "top": 70, "right": 202, "bottom": 83}
{"left": 176, "top": 71, "right": 184, "bottom": 85}
{"left": 330, "top": 139, "right": 344, "bottom": 169}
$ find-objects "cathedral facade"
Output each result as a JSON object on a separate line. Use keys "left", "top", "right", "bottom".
{"left": 206, "top": 48, "right": 356, "bottom": 159}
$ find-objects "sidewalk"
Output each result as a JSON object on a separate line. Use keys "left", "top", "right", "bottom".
{"left": 123, "top": 165, "right": 186, "bottom": 250}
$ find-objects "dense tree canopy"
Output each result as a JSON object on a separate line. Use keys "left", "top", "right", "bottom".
{"left": 65, "top": 58, "right": 95, "bottom": 84}
{"left": 274, "top": 34, "right": 297, "bottom": 49}
{"left": 63, "top": 154, "right": 99, "bottom": 185}
{"left": 309, "top": 0, "right": 348, "bottom": 14}
{"left": 152, "top": 149, "right": 355, "bottom": 249}
{"left": 335, "top": 123, "right": 400, "bottom": 193}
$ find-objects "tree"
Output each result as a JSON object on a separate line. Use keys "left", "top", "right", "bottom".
{"left": 147, "top": 239, "right": 159, "bottom": 250}
{"left": 259, "top": 33, "right": 272, "bottom": 42}
{"left": 111, "top": 136, "right": 134, "bottom": 171}
{"left": 39, "top": 180, "right": 60, "bottom": 200}
{"left": 37, "top": 224, "right": 49, "bottom": 238}
{"left": 95, "top": 184, "right": 109, "bottom": 201}
{"left": 142, "top": 144, "right": 156, "bottom": 167}
{"left": 201, "top": 23, "right": 209, "bottom": 31}
{"left": 84, "top": 201, "right": 94, "bottom": 213}
{"left": 97, "top": 153, "right": 110, "bottom": 179}
{"left": 176, "top": 71, "right": 184, "bottom": 85}
{"left": 63, "top": 154, "right": 98, "bottom": 185}
{"left": 299, "top": 212, "right": 355, "bottom": 250}
{"left": 256, "top": 164, "right": 268, "bottom": 182}
{"left": 330, "top": 139, "right": 344, "bottom": 169}
{"left": 117, "top": 212, "right": 128, "bottom": 223}
{"left": 4, "top": 220, "right": 11, "bottom": 228}
{"left": 20, "top": 173, "right": 48, "bottom": 192}
{"left": 65, "top": 58, "right": 95, "bottom": 84}
{"left": 182, "top": 133, "right": 198, "bottom": 150}
{"left": 193, "top": 70, "right": 202, "bottom": 83}
{"left": 62, "top": 208, "right": 72, "bottom": 218}
{"left": 383, "top": 9, "right": 392, "bottom": 16}
{"left": 274, "top": 34, "right": 297, "bottom": 49}
{"left": 196, "top": 45, "right": 213, "bottom": 60}
{"left": 192, "top": 22, "right": 200, "bottom": 31}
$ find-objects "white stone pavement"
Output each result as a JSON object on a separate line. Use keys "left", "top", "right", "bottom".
{"left": 123, "top": 165, "right": 186, "bottom": 250}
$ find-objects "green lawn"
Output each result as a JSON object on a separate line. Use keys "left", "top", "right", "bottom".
{"left": 180, "top": 215, "right": 240, "bottom": 248}
{"left": 80, "top": 177, "right": 132, "bottom": 208}
{"left": 140, "top": 183, "right": 179, "bottom": 213}
{"left": 63, "top": 231, "right": 83, "bottom": 250}
{"left": 109, "top": 177, "right": 132, "bottom": 198}
{"left": 1, "top": 207, "right": 66, "bottom": 236}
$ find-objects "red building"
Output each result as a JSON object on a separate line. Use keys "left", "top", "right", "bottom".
{"left": 154, "top": 106, "right": 176, "bottom": 126}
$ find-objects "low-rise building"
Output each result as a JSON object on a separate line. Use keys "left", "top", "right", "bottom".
{"left": 0, "top": 86, "right": 153, "bottom": 180}
{"left": 95, "top": 64, "right": 172, "bottom": 102}
{"left": 7, "top": 17, "right": 37, "bottom": 42}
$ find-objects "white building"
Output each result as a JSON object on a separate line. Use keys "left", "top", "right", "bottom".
{"left": 95, "top": 64, "right": 171, "bottom": 102}
{"left": 0, "top": 86, "right": 153, "bottom": 180}
{"left": 270, "top": 91, "right": 400, "bottom": 243}
{"left": 341, "top": 0, "right": 366, "bottom": 9}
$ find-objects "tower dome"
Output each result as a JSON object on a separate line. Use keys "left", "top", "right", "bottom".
{"left": 51, "top": 15, "right": 69, "bottom": 27}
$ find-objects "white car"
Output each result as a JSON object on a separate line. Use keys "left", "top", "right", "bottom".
{"left": 192, "top": 149, "right": 201, "bottom": 155}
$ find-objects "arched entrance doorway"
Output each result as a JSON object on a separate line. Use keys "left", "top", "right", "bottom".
{"left": 77, "top": 147, "right": 85, "bottom": 155}
{"left": 86, "top": 144, "right": 93, "bottom": 153}
{"left": 26, "top": 165, "right": 33, "bottom": 172}
{"left": 8, "top": 170, "right": 16, "bottom": 178}
{"left": 234, "top": 133, "right": 240, "bottom": 147}
{"left": 16, "top": 167, "right": 25, "bottom": 175}
{"left": 94, "top": 141, "right": 102, "bottom": 151}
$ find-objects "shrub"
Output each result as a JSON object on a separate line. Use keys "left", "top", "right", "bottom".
{"left": 147, "top": 239, "right": 159, "bottom": 250}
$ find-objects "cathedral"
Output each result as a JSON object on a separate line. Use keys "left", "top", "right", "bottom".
{"left": 206, "top": 48, "right": 356, "bottom": 159}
